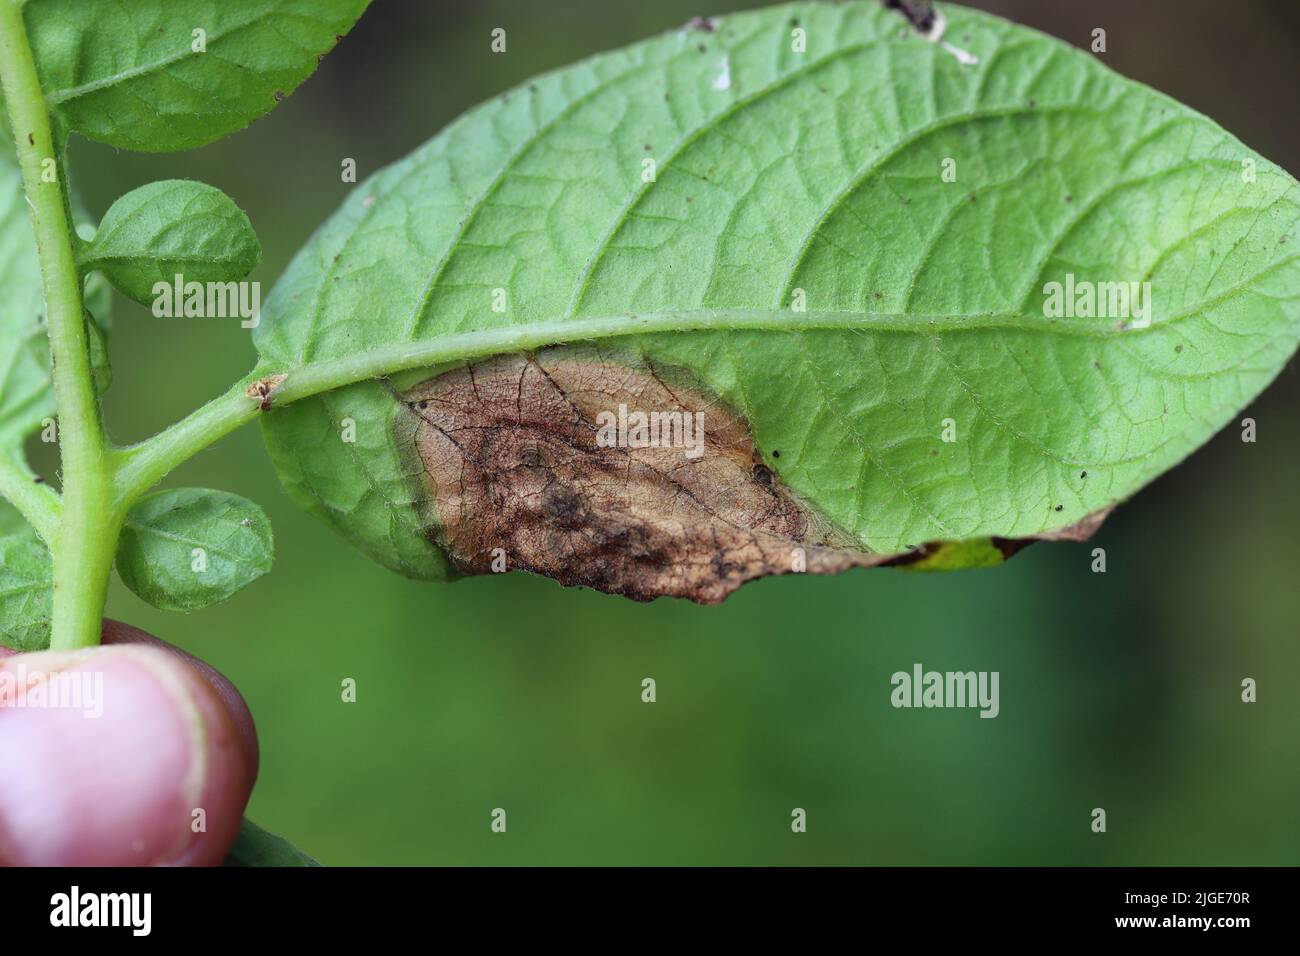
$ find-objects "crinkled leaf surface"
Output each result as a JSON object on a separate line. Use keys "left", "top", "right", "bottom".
{"left": 255, "top": 1, "right": 1300, "bottom": 581}
{"left": 80, "top": 180, "right": 261, "bottom": 306}
{"left": 0, "top": 530, "right": 52, "bottom": 652}
{"left": 26, "top": 0, "right": 370, "bottom": 152}
{"left": 116, "top": 488, "right": 273, "bottom": 612}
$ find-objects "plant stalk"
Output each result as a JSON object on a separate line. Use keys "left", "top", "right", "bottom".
{"left": 0, "top": 0, "right": 116, "bottom": 649}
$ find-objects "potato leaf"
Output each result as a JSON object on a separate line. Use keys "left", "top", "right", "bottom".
{"left": 79, "top": 180, "right": 261, "bottom": 307}
{"left": 0, "top": 500, "right": 30, "bottom": 537}
{"left": 26, "top": 0, "right": 371, "bottom": 152}
{"left": 116, "top": 488, "right": 273, "bottom": 612}
{"left": 252, "top": 1, "right": 1300, "bottom": 594}
{"left": 0, "top": 530, "right": 53, "bottom": 652}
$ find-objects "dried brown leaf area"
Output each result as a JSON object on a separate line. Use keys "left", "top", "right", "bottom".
{"left": 400, "top": 350, "right": 902, "bottom": 603}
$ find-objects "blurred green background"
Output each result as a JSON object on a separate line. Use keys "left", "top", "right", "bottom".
{"left": 43, "top": 0, "right": 1300, "bottom": 864}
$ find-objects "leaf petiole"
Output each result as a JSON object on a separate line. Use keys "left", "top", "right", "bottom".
{"left": 0, "top": 452, "right": 60, "bottom": 542}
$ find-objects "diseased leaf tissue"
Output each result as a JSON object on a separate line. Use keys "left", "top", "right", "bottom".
{"left": 254, "top": 1, "right": 1300, "bottom": 602}
{"left": 402, "top": 351, "right": 901, "bottom": 603}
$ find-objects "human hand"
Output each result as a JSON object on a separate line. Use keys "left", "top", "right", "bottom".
{"left": 0, "top": 620, "right": 257, "bottom": 865}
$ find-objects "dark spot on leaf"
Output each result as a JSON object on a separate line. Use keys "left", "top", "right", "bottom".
{"left": 401, "top": 351, "right": 905, "bottom": 603}
{"left": 1080, "top": 471, "right": 1087, "bottom": 479}
{"left": 27, "top": 132, "right": 34, "bottom": 145}
{"left": 991, "top": 537, "right": 1030, "bottom": 560}
{"left": 1028, "top": 98, "right": 1037, "bottom": 109}
{"left": 1064, "top": 194, "right": 1072, "bottom": 203}
{"left": 771, "top": 449, "right": 780, "bottom": 458}
{"left": 1054, "top": 504, "right": 1064, "bottom": 512}
{"left": 273, "top": 90, "right": 286, "bottom": 102}
{"left": 1175, "top": 344, "right": 1183, "bottom": 353}
{"left": 883, "top": 0, "right": 937, "bottom": 34}
{"left": 686, "top": 16, "right": 717, "bottom": 33}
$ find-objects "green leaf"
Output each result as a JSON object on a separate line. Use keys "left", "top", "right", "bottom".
{"left": 0, "top": 131, "right": 111, "bottom": 458}
{"left": 0, "top": 530, "right": 53, "bottom": 652}
{"left": 0, "top": 500, "right": 29, "bottom": 537}
{"left": 222, "top": 817, "right": 321, "bottom": 867}
{"left": 25, "top": 0, "right": 371, "bottom": 152}
{"left": 85, "top": 305, "right": 112, "bottom": 394}
{"left": 80, "top": 180, "right": 261, "bottom": 307}
{"left": 254, "top": 1, "right": 1300, "bottom": 586}
{"left": 116, "top": 488, "right": 273, "bottom": 612}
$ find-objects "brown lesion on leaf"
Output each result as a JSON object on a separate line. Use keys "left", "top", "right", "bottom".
{"left": 992, "top": 505, "right": 1114, "bottom": 559}
{"left": 883, "top": 0, "right": 937, "bottom": 34}
{"left": 1032, "top": 505, "right": 1113, "bottom": 542}
{"left": 400, "top": 349, "right": 901, "bottom": 604}
{"left": 246, "top": 374, "right": 288, "bottom": 412}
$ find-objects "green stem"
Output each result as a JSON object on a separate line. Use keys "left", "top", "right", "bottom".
{"left": 0, "top": 0, "right": 115, "bottom": 650}
{"left": 112, "top": 373, "right": 263, "bottom": 505}
{"left": 0, "top": 452, "right": 60, "bottom": 542}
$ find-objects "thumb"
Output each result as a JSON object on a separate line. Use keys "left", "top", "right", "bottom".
{"left": 0, "top": 634, "right": 257, "bottom": 866}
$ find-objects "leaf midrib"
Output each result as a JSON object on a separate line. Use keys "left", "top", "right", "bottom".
{"left": 270, "top": 258, "right": 1300, "bottom": 416}
{"left": 123, "top": 517, "right": 259, "bottom": 566}
{"left": 43, "top": 11, "right": 276, "bottom": 107}
{"left": 288, "top": 252, "right": 1300, "bottom": 382}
